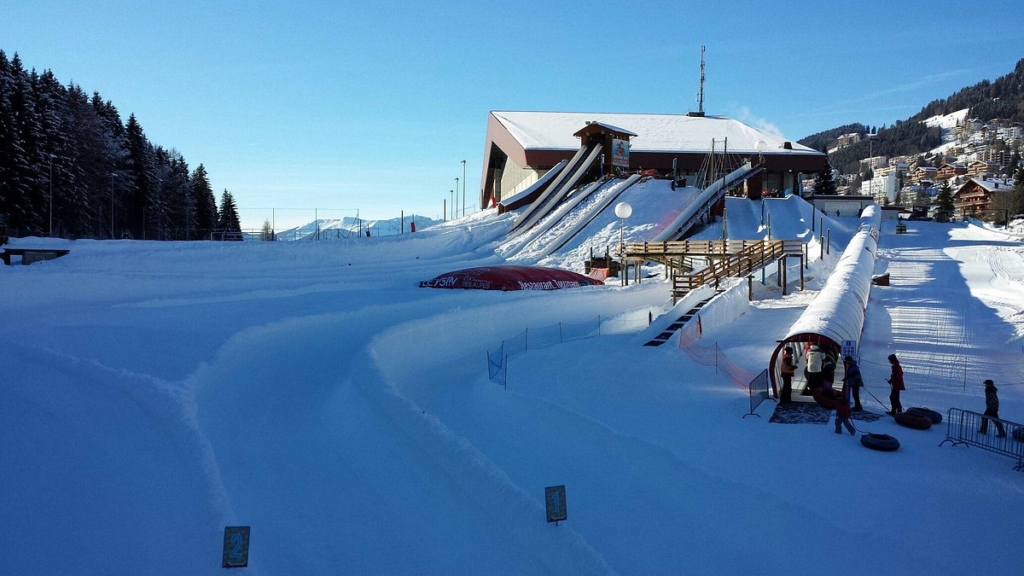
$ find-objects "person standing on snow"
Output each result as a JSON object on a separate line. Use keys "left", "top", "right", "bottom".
{"left": 780, "top": 346, "right": 797, "bottom": 404}
{"left": 979, "top": 379, "right": 1007, "bottom": 437}
{"left": 821, "top": 349, "right": 837, "bottom": 389}
{"left": 886, "top": 353, "right": 904, "bottom": 415}
{"left": 804, "top": 344, "right": 823, "bottom": 394}
{"left": 834, "top": 386, "right": 856, "bottom": 435}
{"left": 843, "top": 356, "right": 864, "bottom": 411}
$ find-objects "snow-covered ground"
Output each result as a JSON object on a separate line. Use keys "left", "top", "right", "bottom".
{"left": 2, "top": 194, "right": 1023, "bottom": 575}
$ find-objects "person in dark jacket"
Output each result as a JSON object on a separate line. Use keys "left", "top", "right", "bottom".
{"left": 979, "top": 379, "right": 1006, "bottom": 437}
{"left": 842, "top": 356, "right": 864, "bottom": 411}
{"left": 886, "top": 353, "right": 904, "bottom": 415}
{"left": 780, "top": 347, "right": 797, "bottom": 404}
{"left": 821, "top": 349, "right": 837, "bottom": 388}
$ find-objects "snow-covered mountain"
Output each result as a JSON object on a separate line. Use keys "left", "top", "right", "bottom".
{"left": 268, "top": 214, "right": 443, "bottom": 241}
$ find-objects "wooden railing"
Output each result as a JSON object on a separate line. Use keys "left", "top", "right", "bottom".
{"left": 666, "top": 239, "right": 802, "bottom": 300}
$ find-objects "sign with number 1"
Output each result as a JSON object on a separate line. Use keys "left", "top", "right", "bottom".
{"left": 545, "top": 485, "right": 567, "bottom": 523}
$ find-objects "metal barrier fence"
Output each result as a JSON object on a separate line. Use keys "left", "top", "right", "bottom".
{"left": 940, "top": 408, "right": 1024, "bottom": 470}
{"left": 746, "top": 370, "right": 770, "bottom": 417}
{"left": 487, "top": 315, "right": 650, "bottom": 388}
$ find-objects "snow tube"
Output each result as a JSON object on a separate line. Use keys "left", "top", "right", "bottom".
{"left": 860, "top": 433, "right": 900, "bottom": 452}
{"left": 894, "top": 411, "right": 933, "bottom": 430}
{"left": 906, "top": 407, "right": 942, "bottom": 424}
{"left": 812, "top": 387, "right": 838, "bottom": 410}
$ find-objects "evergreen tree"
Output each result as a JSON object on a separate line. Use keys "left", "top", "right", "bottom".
{"left": 0, "top": 52, "right": 223, "bottom": 240}
{"left": 1011, "top": 165, "right": 1024, "bottom": 219}
{"left": 0, "top": 53, "right": 40, "bottom": 233}
{"left": 217, "top": 189, "right": 241, "bottom": 233}
{"left": 157, "top": 148, "right": 190, "bottom": 240}
{"left": 935, "top": 180, "right": 955, "bottom": 222}
{"left": 124, "top": 113, "right": 156, "bottom": 239}
{"left": 189, "top": 164, "right": 217, "bottom": 238}
{"left": 813, "top": 165, "right": 838, "bottom": 196}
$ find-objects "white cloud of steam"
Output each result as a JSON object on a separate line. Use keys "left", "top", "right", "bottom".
{"left": 734, "top": 106, "right": 784, "bottom": 137}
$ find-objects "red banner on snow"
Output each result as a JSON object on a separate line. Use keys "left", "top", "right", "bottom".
{"left": 419, "top": 265, "right": 603, "bottom": 291}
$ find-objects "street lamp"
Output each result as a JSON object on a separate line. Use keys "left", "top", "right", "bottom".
{"left": 461, "top": 159, "right": 467, "bottom": 216}
{"left": 455, "top": 178, "right": 460, "bottom": 219}
{"left": 614, "top": 201, "right": 632, "bottom": 286}
{"left": 49, "top": 159, "right": 53, "bottom": 237}
{"left": 110, "top": 173, "right": 116, "bottom": 239}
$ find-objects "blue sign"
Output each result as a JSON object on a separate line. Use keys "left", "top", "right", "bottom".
{"left": 222, "top": 526, "right": 250, "bottom": 568}
{"left": 545, "top": 485, "right": 567, "bottom": 523}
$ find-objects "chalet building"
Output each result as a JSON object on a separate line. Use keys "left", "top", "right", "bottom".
{"left": 479, "top": 111, "right": 827, "bottom": 208}
{"left": 935, "top": 163, "right": 968, "bottom": 181}
{"left": 968, "top": 160, "right": 1001, "bottom": 178}
{"left": 911, "top": 166, "right": 938, "bottom": 184}
{"left": 952, "top": 177, "right": 1016, "bottom": 220}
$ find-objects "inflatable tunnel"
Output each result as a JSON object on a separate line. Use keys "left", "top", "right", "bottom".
{"left": 767, "top": 205, "right": 881, "bottom": 397}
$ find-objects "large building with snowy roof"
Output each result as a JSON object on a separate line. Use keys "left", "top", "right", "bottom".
{"left": 479, "top": 111, "right": 828, "bottom": 209}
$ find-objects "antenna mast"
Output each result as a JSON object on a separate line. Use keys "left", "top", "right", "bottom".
{"left": 687, "top": 45, "right": 706, "bottom": 117}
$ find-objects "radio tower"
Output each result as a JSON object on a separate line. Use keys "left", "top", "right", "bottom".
{"left": 687, "top": 45, "right": 706, "bottom": 117}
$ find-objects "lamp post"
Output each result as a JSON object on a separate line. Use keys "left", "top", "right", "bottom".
{"left": 49, "top": 159, "right": 53, "bottom": 237}
{"left": 614, "top": 201, "right": 632, "bottom": 286}
{"left": 461, "top": 159, "right": 467, "bottom": 216}
{"left": 455, "top": 178, "right": 459, "bottom": 219}
{"left": 450, "top": 190, "right": 454, "bottom": 219}
{"left": 110, "top": 173, "right": 116, "bottom": 239}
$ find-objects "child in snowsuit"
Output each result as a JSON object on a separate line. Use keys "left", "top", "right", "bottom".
{"left": 834, "top": 387, "right": 856, "bottom": 435}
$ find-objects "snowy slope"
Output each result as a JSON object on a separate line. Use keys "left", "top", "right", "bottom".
{"left": 2, "top": 202, "right": 1023, "bottom": 575}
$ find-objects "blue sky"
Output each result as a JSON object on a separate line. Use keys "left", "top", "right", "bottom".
{"left": 3, "top": 1, "right": 1022, "bottom": 228}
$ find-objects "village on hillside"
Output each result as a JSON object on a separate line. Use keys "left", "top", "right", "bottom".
{"left": 826, "top": 109, "right": 1021, "bottom": 222}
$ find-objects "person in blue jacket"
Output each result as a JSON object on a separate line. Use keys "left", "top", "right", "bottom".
{"left": 842, "top": 356, "right": 864, "bottom": 411}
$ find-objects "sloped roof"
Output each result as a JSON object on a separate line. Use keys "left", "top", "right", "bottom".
{"left": 490, "top": 111, "right": 820, "bottom": 155}
{"left": 955, "top": 177, "right": 1016, "bottom": 196}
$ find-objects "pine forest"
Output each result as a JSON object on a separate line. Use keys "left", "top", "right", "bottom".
{"left": 0, "top": 51, "right": 240, "bottom": 240}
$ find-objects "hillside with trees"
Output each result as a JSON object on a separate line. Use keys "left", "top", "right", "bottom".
{"left": 798, "top": 58, "right": 1024, "bottom": 177}
{"left": 912, "top": 59, "right": 1024, "bottom": 125}
{"left": 0, "top": 51, "right": 240, "bottom": 240}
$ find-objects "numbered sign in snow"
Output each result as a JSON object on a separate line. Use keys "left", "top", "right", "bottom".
{"left": 222, "top": 526, "right": 250, "bottom": 568}
{"left": 545, "top": 485, "right": 567, "bottom": 523}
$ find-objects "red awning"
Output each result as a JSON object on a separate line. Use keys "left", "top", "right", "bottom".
{"left": 419, "top": 265, "right": 603, "bottom": 291}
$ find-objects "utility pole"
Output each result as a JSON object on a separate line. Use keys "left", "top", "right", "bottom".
{"left": 461, "top": 159, "right": 467, "bottom": 216}
{"left": 49, "top": 159, "right": 53, "bottom": 237}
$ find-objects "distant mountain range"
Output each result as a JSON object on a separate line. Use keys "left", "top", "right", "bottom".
{"left": 798, "top": 58, "right": 1024, "bottom": 174}
{"left": 264, "top": 215, "right": 442, "bottom": 241}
